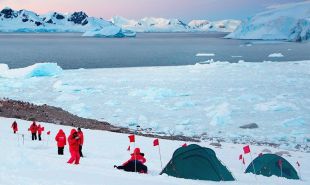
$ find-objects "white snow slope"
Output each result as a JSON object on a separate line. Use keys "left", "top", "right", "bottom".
{"left": 226, "top": 1, "right": 310, "bottom": 41}
{"left": 0, "top": 117, "right": 309, "bottom": 185}
{"left": 0, "top": 61, "right": 309, "bottom": 151}
{"left": 188, "top": 19, "right": 241, "bottom": 32}
{"left": 111, "top": 16, "right": 240, "bottom": 33}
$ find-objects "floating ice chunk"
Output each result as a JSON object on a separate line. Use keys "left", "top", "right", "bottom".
{"left": 0, "top": 63, "right": 62, "bottom": 78}
{"left": 282, "top": 117, "right": 306, "bottom": 128}
{"left": 255, "top": 101, "right": 297, "bottom": 112}
{"left": 268, "top": 53, "right": 284, "bottom": 57}
{"left": 82, "top": 25, "right": 136, "bottom": 38}
{"left": 206, "top": 102, "right": 232, "bottom": 126}
{"left": 231, "top": 56, "right": 242, "bottom": 58}
{"left": 196, "top": 53, "right": 215, "bottom": 57}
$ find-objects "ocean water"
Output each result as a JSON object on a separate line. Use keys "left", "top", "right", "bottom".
{"left": 0, "top": 32, "right": 309, "bottom": 69}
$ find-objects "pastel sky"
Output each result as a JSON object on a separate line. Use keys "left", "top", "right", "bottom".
{"left": 0, "top": 0, "right": 306, "bottom": 22}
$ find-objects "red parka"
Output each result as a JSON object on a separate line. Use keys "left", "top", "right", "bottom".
{"left": 68, "top": 129, "right": 80, "bottom": 152}
{"left": 55, "top": 129, "right": 67, "bottom": 147}
{"left": 77, "top": 131, "right": 84, "bottom": 145}
{"left": 122, "top": 148, "right": 146, "bottom": 166}
{"left": 28, "top": 122, "right": 37, "bottom": 134}
{"left": 11, "top": 121, "right": 18, "bottom": 132}
{"left": 37, "top": 125, "right": 45, "bottom": 134}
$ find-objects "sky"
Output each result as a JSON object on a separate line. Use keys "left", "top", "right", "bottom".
{"left": 0, "top": 0, "right": 307, "bottom": 22}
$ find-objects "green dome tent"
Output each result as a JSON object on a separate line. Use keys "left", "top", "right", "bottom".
{"left": 160, "top": 144, "right": 235, "bottom": 181}
{"left": 245, "top": 153, "right": 299, "bottom": 179}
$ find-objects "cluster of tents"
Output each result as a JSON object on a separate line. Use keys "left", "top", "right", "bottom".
{"left": 160, "top": 144, "right": 300, "bottom": 181}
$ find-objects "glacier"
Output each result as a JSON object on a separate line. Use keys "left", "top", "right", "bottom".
{"left": 0, "top": 7, "right": 240, "bottom": 34}
{"left": 226, "top": 1, "right": 310, "bottom": 42}
{"left": 0, "top": 61, "right": 309, "bottom": 150}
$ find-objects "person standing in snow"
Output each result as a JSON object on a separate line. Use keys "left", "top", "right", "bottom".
{"left": 55, "top": 129, "right": 66, "bottom": 155}
{"left": 114, "top": 148, "right": 148, "bottom": 173}
{"left": 37, "top": 124, "right": 45, "bottom": 141}
{"left": 28, "top": 121, "right": 38, "bottom": 140}
{"left": 11, "top": 121, "right": 18, "bottom": 134}
{"left": 67, "top": 129, "right": 81, "bottom": 165}
{"left": 77, "top": 127, "right": 84, "bottom": 157}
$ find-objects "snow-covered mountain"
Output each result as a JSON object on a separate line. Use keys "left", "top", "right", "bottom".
{"left": 111, "top": 16, "right": 240, "bottom": 33}
{"left": 111, "top": 16, "right": 190, "bottom": 32}
{"left": 0, "top": 7, "right": 134, "bottom": 37}
{"left": 226, "top": 1, "right": 310, "bottom": 42}
{"left": 188, "top": 19, "right": 241, "bottom": 32}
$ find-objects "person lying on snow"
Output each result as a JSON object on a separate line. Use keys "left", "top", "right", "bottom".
{"left": 55, "top": 129, "right": 66, "bottom": 155}
{"left": 11, "top": 121, "right": 18, "bottom": 134}
{"left": 67, "top": 129, "right": 81, "bottom": 165}
{"left": 114, "top": 148, "right": 148, "bottom": 173}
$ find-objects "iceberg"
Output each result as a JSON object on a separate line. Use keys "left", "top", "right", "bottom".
{"left": 226, "top": 1, "right": 310, "bottom": 42}
{"left": 82, "top": 25, "right": 136, "bottom": 38}
{"left": 188, "top": 19, "right": 241, "bottom": 32}
{"left": 0, "top": 63, "right": 62, "bottom": 78}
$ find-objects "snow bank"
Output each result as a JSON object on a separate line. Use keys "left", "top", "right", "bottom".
{"left": 0, "top": 117, "right": 309, "bottom": 185}
{"left": 0, "top": 63, "right": 62, "bottom": 78}
{"left": 226, "top": 1, "right": 310, "bottom": 41}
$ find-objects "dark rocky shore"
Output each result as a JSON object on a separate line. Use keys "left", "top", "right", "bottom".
{"left": 0, "top": 99, "right": 199, "bottom": 142}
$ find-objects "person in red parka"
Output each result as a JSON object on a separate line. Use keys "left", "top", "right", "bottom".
{"left": 114, "top": 148, "right": 148, "bottom": 173}
{"left": 67, "top": 129, "right": 81, "bottom": 165}
{"left": 77, "top": 127, "right": 84, "bottom": 157}
{"left": 55, "top": 129, "right": 66, "bottom": 155}
{"left": 11, "top": 121, "right": 18, "bottom": 134}
{"left": 28, "top": 121, "right": 38, "bottom": 140}
{"left": 37, "top": 124, "right": 45, "bottom": 141}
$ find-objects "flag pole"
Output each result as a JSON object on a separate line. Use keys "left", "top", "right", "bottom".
{"left": 249, "top": 152, "right": 257, "bottom": 180}
{"left": 134, "top": 139, "right": 137, "bottom": 173}
{"left": 297, "top": 162, "right": 302, "bottom": 180}
{"left": 158, "top": 144, "right": 163, "bottom": 170}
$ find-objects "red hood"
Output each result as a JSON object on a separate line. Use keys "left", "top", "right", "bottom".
{"left": 58, "top": 129, "right": 65, "bottom": 134}
{"left": 70, "top": 129, "right": 77, "bottom": 135}
{"left": 132, "top": 148, "right": 141, "bottom": 155}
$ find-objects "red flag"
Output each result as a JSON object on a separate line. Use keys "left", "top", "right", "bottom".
{"left": 127, "top": 145, "right": 130, "bottom": 151}
{"left": 242, "top": 158, "right": 245, "bottom": 165}
{"left": 128, "top": 134, "right": 135, "bottom": 143}
{"left": 47, "top": 131, "right": 51, "bottom": 135}
{"left": 182, "top": 143, "right": 187, "bottom": 147}
{"left": 153, "top": 139, "right": 159, "bottom": 146}
{"left": 239, "top": 154, "right": 243, "bottom": 160}
{"left": 243, "top": 145, "right": 251, "bottom": 154}
{"left": 258, "top": 153, "right": 263, "bottom": 157}
{"left": 278, "top": 159, "right": 283, "bottom": 167}
{"left": 297, "top": 161, "right": 300, "bottom": 167}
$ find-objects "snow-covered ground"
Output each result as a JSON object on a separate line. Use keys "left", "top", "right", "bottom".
{"left": 0, "top": 61, "right": 309, "bottom": 151}
{"left": 226, "top": 1, "right": 310, "bottom": 42}
{"left": 0, "top": 117, "right": 308, "bottom": 185}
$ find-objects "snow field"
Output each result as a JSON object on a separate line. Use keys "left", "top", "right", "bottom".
{"left": 0, "top": 117, "right": 309, "bottom": 185}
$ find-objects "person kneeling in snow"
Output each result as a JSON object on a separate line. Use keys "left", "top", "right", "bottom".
{"left": 55, "top": 129, "right": 66, "bottom": 155}
{"left": 67, "top": 129, "right": 81, "bottom": 165}
{"left": 114, "top": 148, "right": 148, "bottom": 173}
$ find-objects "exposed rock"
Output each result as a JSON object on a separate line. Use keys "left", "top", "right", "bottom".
{"left": 0, "top": 99, "right": 199, "bottom": 142}
{"left": 210, "top": 142, "right": 222, "bottom": 147}
{"left": 239, "top": 123, "right": 259, "bottom": 129}
{"left": 68, "top": 11, "right": 88, "bottom": 24}
{"left": 262, "top": 148, "right": 272, "bottom": 153}
{"left": 275, "top": 151, "right": 291, "bottom": 157}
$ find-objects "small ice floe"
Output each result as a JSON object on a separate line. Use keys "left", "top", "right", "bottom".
{"left": 197, "top": 59, "right": 215, "bottom": 64}
{"left": 231, "top": 56, "right": 242, "bottom": 58}
{"left": 268, "top": 53, "right": 284, "bottom": 58}
{"left": 196, "top": 53, "right": 215, "bottom": 57}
